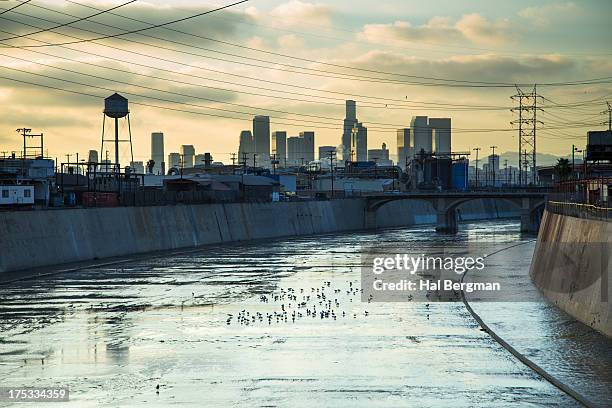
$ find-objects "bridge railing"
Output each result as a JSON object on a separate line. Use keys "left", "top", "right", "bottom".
{"left": 546, "top": 201, "right": 612, "bottom": 222}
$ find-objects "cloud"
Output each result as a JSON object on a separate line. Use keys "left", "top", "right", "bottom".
{"left": 456, "top": 14, "right": 511, "bottom": 45}
{"left": 519, "top": 2, "right": 579, "bottom": 27}
{"left": 346, "top": 51, "right": 578, "bottom": 84}
{"left": 360, "top": 13, "right": 513, "bottom": 46}
{"left": 268, "top": 0, "right": 333, "bottom": 27}
{"left": 277, "top": 34, "right": 305, "bottom": 49}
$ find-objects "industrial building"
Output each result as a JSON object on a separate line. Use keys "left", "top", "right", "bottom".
{"left": 0, "top": 157, "right": 54, "bottom": 206}
{"left": 129, "top": 161, "right": 144, "bottom": 174}
{"left": 368, "top": 143, "right": 392, "bottom": 166}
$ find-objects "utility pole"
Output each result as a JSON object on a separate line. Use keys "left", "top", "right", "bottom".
{"left": 473, "top": 147, "right": 481, "bottom": 188}
{"left": 230, "top": 153, "right": 236, "bottom": 175}
{"left": 271, "top": 153, "right": 277, "bottom": 175}
{"left": 511, "top": 86, "right": 543, "bottom": 185}
{"left": 252, "top": 153, "right": 257, "bottom": 170}
{"left": 490, "top": 145, "right": 497, "bottom": 187}
{"left": 241, "top": 152, "right": 248, "bottom": 174}
{"left": 602, "top": 101, "right": 612, "bottom": 130}
{"left": 327, "top": 150, "right": 335, "bottom": 198}
{"left": 504, "top": 159, "right": 508, "bottom": 186}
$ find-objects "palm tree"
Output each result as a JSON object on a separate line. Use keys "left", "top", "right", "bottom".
{"left": 554, "top": 158, "right": 572, "bottom": 180}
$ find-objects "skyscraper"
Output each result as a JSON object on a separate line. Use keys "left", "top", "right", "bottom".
{"left": 271, "top": 131, "right": 287, "bottom": 164}
{"left": 351, "top": 123, "right": 368, "bottom": 161}
{"left": 429, "top": 118, "right": 451, "bottom": 156}
{"left": 342, "top": 100, "right": 358, "bottom": 161}
{"left": 287, "top": 136, "right": 303, "bottom": 165}
{"left": 168, "top": 152, "right": 181, "bottom": 169}
{"left": 410, "top": 116, "right": 432, "bottom": 157}
{"left": 88, "top": 149, "right": 98, "bottom": 164}
{"left": 151, "top": 132, "right": 164, "bottom": 175}
{"left": 238, "top": 130, "right": 253, "bottom": 162}
{"left": 181, "top": 145, "right": 195, "bottom": 168}
{"left": 299, "top": 131, "right": 315, "bottom": 162}
{"left": 396, "top": 128, "right": 411, "bottom": 168}
{"left": 253, "top": 116, "right": 270, "bottom": 160}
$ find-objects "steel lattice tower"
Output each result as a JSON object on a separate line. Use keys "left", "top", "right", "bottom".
{"left": 511, "top": 86, "right": 543, "bottom": 185}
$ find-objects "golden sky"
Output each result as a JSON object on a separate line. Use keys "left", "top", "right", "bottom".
{"left": 0, "top": 0, "right": 611, "bottom": 166}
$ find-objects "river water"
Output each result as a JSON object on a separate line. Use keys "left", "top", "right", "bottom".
{"left": 0, "top": 220, "right": 610, "bottom": 407}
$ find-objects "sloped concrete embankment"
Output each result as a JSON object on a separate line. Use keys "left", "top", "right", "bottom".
{"left": 530, "top": 210, "right": 612, "bottom": 338}
{"left": 0, "top": 198, "right": 519, "bottom": 274}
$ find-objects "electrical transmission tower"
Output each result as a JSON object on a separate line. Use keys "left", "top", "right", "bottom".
{"left": 511, "top": 86, "right": 543, "bottom": 185}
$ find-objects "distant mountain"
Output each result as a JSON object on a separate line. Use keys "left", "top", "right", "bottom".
{"left": 494, "top": 151, "right": 580, "bottom": 168}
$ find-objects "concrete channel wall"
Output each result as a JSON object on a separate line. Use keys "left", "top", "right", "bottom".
{"left": 530, "top": 210, "right": 612, "bottom": 338}
{"left": 0, "top": 198, "right": 520, "bottom": 274}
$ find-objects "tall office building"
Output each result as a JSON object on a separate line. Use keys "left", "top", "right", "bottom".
{"left": 151, "top": 132, "right": 165, "bottom": 175}
{"left": 180, "top": 145, "right": 195, "bottom": 168}
{"left": 168, "top": 152, "right": 181, "bottom": 169}
{"left": 342, "top": 100, "right": 358, "bottom": 161}
{"left": 396, "top": 128, "right": 411, "bottom": 168}
{"left": 287, "top": 136, "right": 303, "bottom": 165}
{"left": 299, "top": 131, "right": 315, "bottom": 162}
{"left": 88, "top": 149, "right": 98, "bottom": 164}
{"left": 429, "top": 118, "right": 451, "bottom": 156}
{"left": 238, "top": 130, "right": 253, "bottom": 162}
{"left": 253, "top": 116, "right": 270, "bottom": 160}
{"left": 351, "top": 123, "right": 368, "bottom": 161}
{"left": 488, "top": 154, "right": 500, "bottom": 173}
{"left": 410, "top": 116, "right": 432, "bottom": 156}
{"left": 271, "top": 131, "right": 287, "bottom": 164}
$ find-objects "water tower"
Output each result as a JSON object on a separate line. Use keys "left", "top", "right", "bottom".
{"left": 100, "top": 93, "right": 133, "bottom": 171}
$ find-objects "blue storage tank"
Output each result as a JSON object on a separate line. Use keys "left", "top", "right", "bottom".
{"left": 452, "top": 160, "right": 469, "bottom": 191}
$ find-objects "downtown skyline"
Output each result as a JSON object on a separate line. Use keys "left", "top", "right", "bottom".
{"left": 0, "top": 0, "right": 611, "bottom": 165}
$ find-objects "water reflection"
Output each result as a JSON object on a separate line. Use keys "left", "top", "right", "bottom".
{"left": 0, "top": 220, "right": 608, "bottom": 407}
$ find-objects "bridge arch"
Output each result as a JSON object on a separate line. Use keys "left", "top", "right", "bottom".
{"left": 365, "top": 194, "right": 546, "bottom": 234}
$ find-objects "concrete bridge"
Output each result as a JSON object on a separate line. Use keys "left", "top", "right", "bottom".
{"left": 364, "top": 191, "right": 547, "bottom": 233}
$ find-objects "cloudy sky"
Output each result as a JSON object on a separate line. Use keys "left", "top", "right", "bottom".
{"left": 0, "top": 0, "right": 611, "bottom": 165}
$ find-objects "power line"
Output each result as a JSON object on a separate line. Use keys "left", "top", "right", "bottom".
{"left": 0, "top": 69, "right": 599, "bottom": 135}
{"left": 0, "top": 17, "right": 508, "bottom": 110}
{"left": 0, "top": 24, "right": 516, "bottom": 110}
{"left": 60, "top": 0, "right": 586, "bottom": 87}
{"left": 0, "top": 0, "right": 249, "bottom": 48}
{"left": 2, "top": 5, "right": 612, "bottom": 88}
{"left": 0, "top": 0, "right": 31, "bottom": 16}
{"left": 0, "top": 37, "right": 513, "bottom": 111}
{"left": 0, "top": 0, "right": 136, "bottom": 42}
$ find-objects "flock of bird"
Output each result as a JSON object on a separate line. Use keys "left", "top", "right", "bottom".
{"left": 223, "top": 280, "right": 438, "bottom": 326}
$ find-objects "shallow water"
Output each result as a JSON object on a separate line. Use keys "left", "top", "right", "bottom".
{"left": 0, "top": 220, "right": 610, "bottom": 407}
